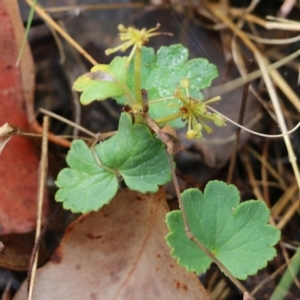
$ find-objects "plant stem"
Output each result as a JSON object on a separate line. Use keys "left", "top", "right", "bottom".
{"left": 154, "top": 112, "right": 183, "bottom": 124}
{"left": 227, "top": 62, "right": 251, "bottom": 184}
{"left": 134, "top": 47, "right": 142, "bottom": 105}
{"left": 166, "top": 151, "right": 254, "bottom": 299}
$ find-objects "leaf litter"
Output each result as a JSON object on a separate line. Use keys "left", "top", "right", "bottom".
{"left": 14, "top": 189, "right": 209, "bottom": 300}
{"left": 5, "top": 1, "right": 300, "bottom": 299}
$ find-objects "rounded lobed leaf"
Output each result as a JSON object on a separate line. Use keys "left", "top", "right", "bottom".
{"left": 96, "top": 113, "right": 172, "bottom": 193}
{"left": 166, "top": 180, "right": 281, "bottom": 279}
{"left": 55, "top": 140, "right": 118, "bottom": 213}
{"left": 73, "top": 57, "right": 130, "bottom": 105}
{"left": 55, "top": 113, "right": 172, "bottom": 213}
{"left": 115, "top": 44, "right": 218, "bottom": 128}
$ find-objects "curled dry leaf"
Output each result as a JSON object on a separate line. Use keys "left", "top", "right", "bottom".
{"left": 159, "top": 124, "right": 184, "bottom": 155}
{"left": 243, "top": 292, "right": 253, "bottom": 300}
{"left": 146, "top": 114, "right": 183, "bottom": 155}
{"left": 14, "top": 188, "right": 209, "bottom": 300}
{"left": 0, "top": 123, "right": 16, "bottom": 154}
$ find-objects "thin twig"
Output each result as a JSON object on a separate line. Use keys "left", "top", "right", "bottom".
{"left": 246, "top": 146, "right": 287, "bottom": 190}
{"left": 208, "top": 48, "right": 300, "bottom": 100}
{"left": 242, "top": 150, "right": 264, "bottom": 200}
{"left": 26, "top": 207, "right": 60, "bottom": 299}
{"left": 277, "top": 199, "right": 300, "bottom": 230}
{"left": 38, "top": 108, "right": 96, "bottom": 138}
{"left": 272, "top": 182, "right": 298, "bottom": 217}
{"left": 207, "top": 106, "right": 300, "bottom": 138}
{"left": 25, "top": 0, "right": 98, "bottom": 65}
{"left": 246, "top": 32, "right": 300, "bottom": 45}
{"left": 261, "top": 127, "right": 273, "bottom": 207}
{"left": 43, "top": 3, "right": 145, "bottom": 13}
{"left": 30, "top": 120, "right": 71, "bottom": 148}
{"left": 227, "top": 60, "right": 252, "bottom": 183}
{"left": 27, "top": 116, "right": 49, "bottom": 300}
{"left": 252, "top": 261, "right": 288, "bottom": 295}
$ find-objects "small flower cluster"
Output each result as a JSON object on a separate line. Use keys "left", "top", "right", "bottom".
{"left": 105, "top": 23, "right": 167, "bottom": 63}
{"left": 103, "top": 24, "right": 224, "bottom": 140}
{"left": 175, "top": 79, "right": 226, "bottom": 139}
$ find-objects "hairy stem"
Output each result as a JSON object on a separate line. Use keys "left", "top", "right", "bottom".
{"left": 154, "top": 112, "right": 183, "bottom": 124}
{"left": 134, "top": 47, "right": 142, "bottom": 105}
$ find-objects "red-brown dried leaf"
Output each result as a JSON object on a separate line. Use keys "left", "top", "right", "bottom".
{"left": 0, "top": 0, "right": 48, "bottom": 234}
{"left": 14, "top": 189, "right": 209, "bottom": 300}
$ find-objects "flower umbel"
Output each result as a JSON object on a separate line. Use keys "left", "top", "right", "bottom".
{"left": 105, "top": 23, "right": 172, "bottom": 64}
{"left": 175, "top": 79, "right": 226, "bottom": 139}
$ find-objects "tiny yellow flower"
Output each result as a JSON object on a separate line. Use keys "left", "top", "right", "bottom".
{"left": 180, "top": 78, "right": 190, "bottom": 89}
{"left": 213, "top": 113, "right": 226, "bottom": 127}
{"left": 105, "top": 23, "right": 171, "bottom": 64}
{"left": 186, "top": 129, "right": 197, "bottom": 139}
{"left": 173, "top": 79, "right": 225, "bottom": 139}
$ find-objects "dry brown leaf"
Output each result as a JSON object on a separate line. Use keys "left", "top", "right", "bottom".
{"left": 147, "top": 116, "right": 184, "bottom": 155}
{"left": 14, "top": 188, "right": 209, "bottom": 300}
{"left": 0, "top": 0, "right": 48, "bottom": 235}
{"left": 0, "top": 232, "right": 48, "bottom": 271}
{"left": 3, "top": 0, "right": 35, "bottom": 122}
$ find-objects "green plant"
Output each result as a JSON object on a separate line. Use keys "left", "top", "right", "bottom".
{"left": 55, "top": 24, "right": 280, "bottom": 295}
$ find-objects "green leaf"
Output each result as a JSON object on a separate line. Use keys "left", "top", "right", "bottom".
{"left": 115, "top": 47, "right": 155, "bottom": 105}
{"left": 55, "top": 140, "right": 118, "bottom": 213}
{"left": 95, "top": 113, "right": 171, "bottom": 193}
{"left": 73, "top": 57, "right": 132, "bottom": 105}
{"left": 55, "top": 113, "right": 171, "bottom": 213}
{"left": 116, "top": 44, "right": 218, "bottom": 128}
{"left": 165, "top": 180, "right": 281, "bottom": 280}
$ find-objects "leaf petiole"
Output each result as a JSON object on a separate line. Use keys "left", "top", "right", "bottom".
{"left": 154, "top": 112, "right": 183, "bottom": 124}
{"left": 134, "top": 47, "right": 143, "bottom": 105}
{"left": 91, "top": 145, "right": 118, "bottom": 176}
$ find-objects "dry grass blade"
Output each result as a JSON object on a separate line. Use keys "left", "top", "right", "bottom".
{"left": 227, "top": 78, "right": 250, "bottom": 184}
{"left": 271, "top": 182, "right": 299, "bottom": 217}
{"left": 246, "top": 146, "right": 287, "bottom": 190}
{"left": 276, "top": 198, "right": 300, "bottom": 230}
{"left": 38, "top": 108, "right": 96, "bottom": 138}
{"left": 246, "top": 32, "right": 300, "bottom": 44}
{"left": 25, "top": 0, "right": 97, "bottom": 65}
{"left": 43, "top": 3, "right": 145, "bottom": 13}
{"left": 241, "top": 150, "right": 264, "bottom": 200}
{"left": 207, "top": 2, "right": 300, "bottom": 192}
{"left": 208, "top": 48, "right": 300, "bottom": 97}
{"left": 209, "top": 277, "right": 231, "bottom": 300}
{"left": 270, "top": 247, "right": 300, "bottom": 299}
{"left": 27, "top": 116, "right": 49, "bottom": 300}
{"left": 205, "top": 3, "right": 300, "bottom": 298}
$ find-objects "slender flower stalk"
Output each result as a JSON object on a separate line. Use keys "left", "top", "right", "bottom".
{"left": 134, "top": 47, "right": 142, "bottom": 105}
{"left": 105, "top": 24, "right": 173, "bottom": 108}
{"left": 152, "top": 78, "right": 226, "bottom": 139}
{"left": 105, "top": 23, "right": 171, "bottom": 65}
